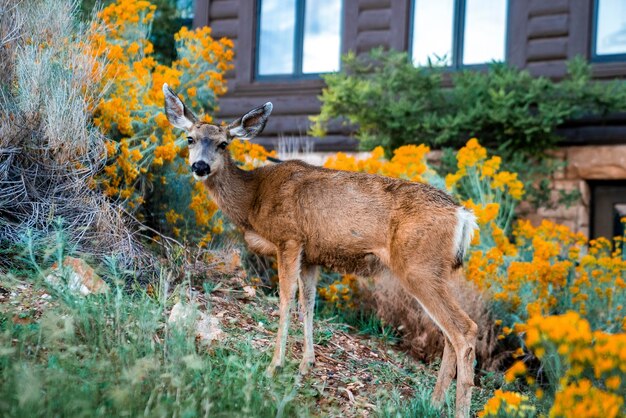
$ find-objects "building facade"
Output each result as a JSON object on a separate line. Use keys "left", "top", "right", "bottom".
{"left": 192, "top": 0, "right": 626, "bottom": 238}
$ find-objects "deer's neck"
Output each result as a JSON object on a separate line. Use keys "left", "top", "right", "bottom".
{"left": 203, "top": 157, "right": 258, "bottom": 229}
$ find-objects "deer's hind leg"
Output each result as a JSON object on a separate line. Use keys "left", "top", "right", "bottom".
{"left": 298, "top": 264, "right": 318, "bottom": 374}
{"left": 432, "top": 336, "right": 457, "bottom": 405}
{"left": 394, "top": 262, "right": 477, "bottom": 418}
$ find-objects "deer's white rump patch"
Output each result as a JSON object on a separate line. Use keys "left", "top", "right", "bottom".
{"left": 453, "top": 207, "right": 477, "bottom": 265}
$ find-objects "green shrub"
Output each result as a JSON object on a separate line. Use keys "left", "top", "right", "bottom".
{"left": 312, "top": 49, "right": 626, "bottom": 159}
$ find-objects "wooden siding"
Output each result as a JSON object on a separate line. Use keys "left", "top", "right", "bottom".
{"left": 197, "top": 0, "right": 406, "bottom": 151}
{"left": 512, "top": 0, "right": 626, "bottom": 79}
{"left": 195, "top": 0, "right": 626, "bottom": 150}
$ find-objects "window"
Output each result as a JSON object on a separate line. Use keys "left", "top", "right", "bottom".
{"left": 591, "top": 182, "right": 626, "bottom": 239}
{"left": 256, "top": 0, "right": 343, "bottom": 78}
{"left": 410, "top": 0, "right": 508, "bottom": 67}
{"left": 592, "top": 0, "right": 626, "bottom": 61}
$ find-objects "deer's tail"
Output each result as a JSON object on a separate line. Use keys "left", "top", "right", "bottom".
{"left": 452, "top": 206, "right": 477, "bottom": 270}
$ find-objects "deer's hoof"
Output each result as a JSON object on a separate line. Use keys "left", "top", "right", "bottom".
{"left": 265, "top": 364, "right": 282, "bottom": 377}
{"left": 430, "top": 391, "right": 445, "bottom": 408}
{"left": 298, "top": 358, "right": 315, "bottom": 375}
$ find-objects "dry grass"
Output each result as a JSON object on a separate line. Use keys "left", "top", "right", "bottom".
{"left": 0, "top": 0, "right": 147, "bottom": 269}
{"left": 358, "top": 270, "right": 505, "bottom": 371}
{"left": 0, "top": 1, "right": 23, "bottom": 82}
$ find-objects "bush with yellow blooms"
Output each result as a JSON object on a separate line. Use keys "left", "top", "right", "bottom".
{"left": 88, "top": 0, "right": 276, "bottom": 244}
{"left": 482, "top": 312, "right": 625, "bottom": 417}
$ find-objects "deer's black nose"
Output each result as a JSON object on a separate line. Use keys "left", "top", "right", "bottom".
{"left": 191, "top": 161, "right": 210, "bottom": 177}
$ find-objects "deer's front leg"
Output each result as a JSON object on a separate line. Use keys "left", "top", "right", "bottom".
{"left": 266, "top": 240, "right": 301, "bottom": 377}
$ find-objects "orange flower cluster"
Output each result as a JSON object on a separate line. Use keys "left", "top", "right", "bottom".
{"left": 491, "top": 312, "right": 626, "bottom": 418}
{"left": 466, "top": 216, "right": 626, "bottom": 330}
{"left": 550, "top": 380, "right": 623, "bottom": 418}
{"left": 188, "top": 182, "right": 220, "bottom": 246}
{"left": 478, "top": 389, "right": 535, "bottom": 417}
{"left": 446, "top": 138, "right": 524, "bottom": 201}
{"left": 323, "top": 144, "right": 432, "bottom": 182}
{"left": 524, "top": 312, "right": 626, "bottom": 386}
{"left": 318, "top": 274, "right": 359, "bottom": 310}
{"left": 229, "top": 139, "right": 277, "bottom": 170}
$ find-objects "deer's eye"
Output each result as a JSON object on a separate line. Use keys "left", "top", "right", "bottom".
{"left": 218, "top": 141, "right": 228, "bottom": 150}
{"left": 187, "top": 137, "right": 194, "bottom": 145}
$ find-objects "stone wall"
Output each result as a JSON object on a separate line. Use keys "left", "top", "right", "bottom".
{"left": 525, "top": 145, "right": 626, "bottom": 237}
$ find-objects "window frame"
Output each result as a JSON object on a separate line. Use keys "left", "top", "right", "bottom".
{"left": 409, "top": 0, "right": 510, "bottom": 69}
{"left": 254, "top": 0, "right": 344, "bottom": 81}
{"left": 590, "top": 0, "right": 626, "bottom": 63}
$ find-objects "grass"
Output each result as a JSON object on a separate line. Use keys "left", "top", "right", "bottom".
{"left": 0, "top": 272, "right": 312, "bottom": 417}
{"left": 0, "top": 240, "right": 528, "bottom": 417}
{"left": 320, "top": 306, "right": 401, "bottom": 346}
{"left": 377, "top": 389, "right": 448, "bottom": 418}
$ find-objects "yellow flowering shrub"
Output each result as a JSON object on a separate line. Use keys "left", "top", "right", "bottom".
{"left": 470, "top": 221, "right": 625, "bottom": 417}
{"left": 446, "top": 142, "right": 625, "bottom": 347}
{"left": 86, "top": 0, "right": 271, "bottom": 243}
{"left": 467, "top": 218, "right": 625, "bottom": 335}
{"left": 92, "top": 0, "right": 232, "bottom": 187}
{"left": 550, "top": 379, "right": 623, "bottom": 418}
{"left": 487, "top": 312, "right": 626, "bottom": 417}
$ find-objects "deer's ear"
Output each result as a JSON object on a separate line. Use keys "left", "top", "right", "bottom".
{"left": 227, "top": 102, "right": 273, "bottom": 140}
{"left": 162, "top": 83, "right": 197, "bottom": 131}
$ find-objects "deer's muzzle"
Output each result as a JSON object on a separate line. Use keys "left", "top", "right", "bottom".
{"left": 191, "top": 161, "right": 210, "bottom": 177}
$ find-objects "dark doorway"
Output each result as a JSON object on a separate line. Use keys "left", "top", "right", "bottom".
{"left": 590, "top": 181, "right": 626, "bottom": 239}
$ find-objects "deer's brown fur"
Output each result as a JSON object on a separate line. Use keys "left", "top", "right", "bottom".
{"left": 162, "top": 84, "right": 478, "bottom": 418}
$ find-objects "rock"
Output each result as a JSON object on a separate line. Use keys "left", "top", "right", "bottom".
{"left": 168, "top": 302, "right": 224, "bottom": 345}
{"left": 566, "top": 145, "right": 626, "bottom": 179}
{"left": 168, "top": 301, "right": 195, "bottom": 324}
{"left": 45, "top": 256, "right": 109, "bottom": 296}
{"left": 195, "top": 311, "right": 224, "bottom": 345}
{"left": 242, "top": 285, "right": 256, "bottom": 298}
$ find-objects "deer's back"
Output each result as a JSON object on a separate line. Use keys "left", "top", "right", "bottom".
{"left": 247, "top": 160, "right": 460, "bottom": 273}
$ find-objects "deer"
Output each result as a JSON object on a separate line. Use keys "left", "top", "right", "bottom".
{"left": 162, "top": 83, "right": 479, "bottom": 418}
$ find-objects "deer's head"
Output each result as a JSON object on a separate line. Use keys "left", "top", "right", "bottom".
{"left": 162, "top": 83, "right": 273, "bottom": 180}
